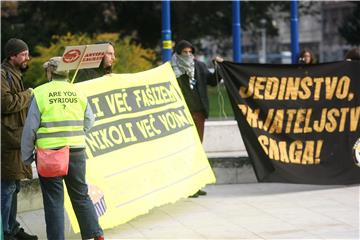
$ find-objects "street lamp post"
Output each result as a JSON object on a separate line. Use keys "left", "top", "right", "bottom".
{"left": 161, "top": 0, "right": 172, "bottom": 62}
{"left": 259, "top": 18, "right": 267, "bottom": 63}
{"left": 232, "top": 0, "right": 241, "bottom": 63}
{"left": 290, "top": 0, "right": 300, "bottom": 64}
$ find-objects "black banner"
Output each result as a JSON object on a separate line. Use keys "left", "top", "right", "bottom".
{"left": 218, "top": 61, "right": 360, "bottom": 184}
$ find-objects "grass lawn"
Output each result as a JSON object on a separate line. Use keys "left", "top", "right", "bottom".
{"left": 207, "top": 84, "right": 234, "bottom": 119}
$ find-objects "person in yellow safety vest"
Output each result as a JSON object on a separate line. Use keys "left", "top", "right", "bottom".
{"left": 21, "top": 57, "right": 104, "bottom": 240}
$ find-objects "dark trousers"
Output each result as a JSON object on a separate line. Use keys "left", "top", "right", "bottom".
{"left": 1, "top": 180, "right": 20, "bottom": 237}
{"left": 191, "top": 111, "right": 206, "bottom": 142}
{"left": 38, "top": 149, "right": 103, "bottom": 240}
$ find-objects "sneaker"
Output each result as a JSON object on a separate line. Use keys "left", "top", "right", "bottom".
{"left": 94, "top": 236, "right": 105, "bottom": 240}
{"left": 14, "top": 228, "right": 38, "bottom": 240}
{"left": 197, "top": 189, "right": 207, "bottom": 196}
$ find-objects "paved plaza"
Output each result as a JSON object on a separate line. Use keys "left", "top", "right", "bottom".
{"left": 18, "top": 183, "right": 359, "bottom": 239}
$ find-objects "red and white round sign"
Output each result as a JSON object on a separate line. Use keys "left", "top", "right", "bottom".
{"left": 63, "top": 49, "right": 81, "bottom": 63}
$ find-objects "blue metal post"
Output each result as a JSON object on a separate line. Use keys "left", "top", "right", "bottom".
{"left": 290, "top": 0, "right": 300, "bottom": 64}
{"left": 162, "top": 0, "right": 172, "bottom": 62}
{"left": 232, "top": 0, "right": 241, "bottom": 62}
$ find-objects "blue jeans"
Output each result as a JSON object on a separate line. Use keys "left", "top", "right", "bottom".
{"left": 1, "top": 180, "right": 20, "bottom": 237}
{"left": 39, "top": 149, "right": 103, "bottom": 240}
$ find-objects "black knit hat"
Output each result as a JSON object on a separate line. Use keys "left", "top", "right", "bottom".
{"left": 175, "top": 40, "right": 195, "bottom": 55}
{"left": 4, "top": 38, "right": 29, "bottom": 58}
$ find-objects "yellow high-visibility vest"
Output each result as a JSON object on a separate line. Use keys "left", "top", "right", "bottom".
{"left": 33, "top": 80, "right": 88, "bottom": 149}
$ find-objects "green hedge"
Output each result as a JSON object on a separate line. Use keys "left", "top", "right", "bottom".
{"left": 23, "top": 32, "right": 234, "bottom": 119}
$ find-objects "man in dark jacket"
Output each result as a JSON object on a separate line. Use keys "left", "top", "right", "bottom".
{"left": 171, "top": 40, "right": 223, "bottom": 197}
{"left": 75, "top": 41, "right": 116, "bottom": 82}
{"left": 1, "top": 38, "right": 38, "bottom": 240}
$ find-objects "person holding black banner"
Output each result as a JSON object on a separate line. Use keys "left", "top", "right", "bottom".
{"left": 1, "top": 38, "right": 38, "bottom": 240}
{"left": 171, "top": 40, "right": 223, "bottom": 198}
{"left": 345, "top": 47, "right": 360, "bottom": 61}
{"left": 76, "top": 41, "right": 116, "bottom": 82}
{"left": 298, "top": 49, "right": 315, "bottom": 64}
{"left": 21, "top": 57, "right": 104, "bottom": 240}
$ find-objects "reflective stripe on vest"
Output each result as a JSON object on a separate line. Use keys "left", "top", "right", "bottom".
{"left": 36, "top": 130, "right": 84, "bottom": 139}
{"left": 33, "top": 80, "right": 88, "bottom": 149}
{"left": 40, "top": 120, "right": 84, "bottom": 128}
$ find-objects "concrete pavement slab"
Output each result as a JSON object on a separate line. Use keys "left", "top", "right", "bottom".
{"left": 18, "top": 183, "right": 359, "bottom": 239}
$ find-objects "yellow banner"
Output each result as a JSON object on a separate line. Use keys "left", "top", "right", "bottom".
{"left": 65, "top": 63, "right": 216, "bottom": 232}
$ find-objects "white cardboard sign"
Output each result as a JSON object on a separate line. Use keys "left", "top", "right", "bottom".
{"left": 56, "top": 43, "right": 109, "bottom": 71}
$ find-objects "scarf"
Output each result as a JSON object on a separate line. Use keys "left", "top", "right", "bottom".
{"left": 171, "top": 54, "right": 196, "bottom": 90}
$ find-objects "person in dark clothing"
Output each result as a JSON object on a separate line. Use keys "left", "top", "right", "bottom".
{"left": 76, "top": 41, "right": 116, "bottom": 82}
{"left": 1, "top": 38, "right": 38, "bottom": 240}
{"left": 345, "top": 47, "right": 360, "bottom": 61}
{"left": 298, "top": 49, "right": 315, "bottom": 64}
{"left": 171, "top": 40, "right": 223, "bottom": 198}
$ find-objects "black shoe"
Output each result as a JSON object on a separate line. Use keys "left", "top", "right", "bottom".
{"left": 197, "top": 189, "right": 207, "bottom": 196}
{"left": 14, "top": 228, "right": 38, "bottom": 240}
{"left": 4, "top": 235, "right": 17, "bottom": 240}
{"left": 189, "top": 192, "right": 199, "bottom": 198}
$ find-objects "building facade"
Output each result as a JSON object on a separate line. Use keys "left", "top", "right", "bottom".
{"left": 225, "top": 1, "right": 357, "bottom": 64}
